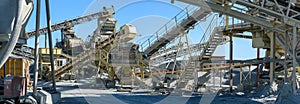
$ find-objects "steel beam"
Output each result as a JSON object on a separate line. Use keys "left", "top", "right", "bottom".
{"left": 33, "top": 0, "right": 41, "bottom": 98}
{"left": 284, "top": 31, "right": 288, "bottom": 82}
{"left": 45, "top": 0, "right": 56, "bottom": 91}
{"left": 292, "top": 26, "right": 297, "bottom": 94}
{"left": 270, "top": 32, "right": 275, "bottom": 84}
{"left": 257, "top": 48, "right": 260, "bottom": 87}
{"left": 229, "top": 34, "right": 233, "bottom": 92}
{"left": 233, "top": 0, "right": 300, "bottom": 28}
{"left": 177, "top": 0, "right": 285, "bottom": 33}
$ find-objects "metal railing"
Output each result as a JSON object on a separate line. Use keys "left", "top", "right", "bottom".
{"left": 139, "top": 5, "right": 206, "bottom": 52}
{"left": 149, "top": 14, "right": 219, "bottom": 65}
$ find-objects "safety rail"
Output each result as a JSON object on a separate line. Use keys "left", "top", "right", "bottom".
{"left": 197, "top": 14, "right": 222, "bottom": 52}
{"left": 150, "top": 15, "right": 255, "bottom": 66}
{"left": 150, "top": 14, "right": 219, "bottom": 65}
{"left": 139, "top": 5, "right": 211, "bottom": 55}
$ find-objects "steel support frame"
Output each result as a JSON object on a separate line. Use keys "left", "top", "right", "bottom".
{"left": 33, "top": 0, "right": 41, "bottom": 98}
{"left": 270, "top": 32, "right": 276, "bottom": 84}
{"left": 45, "top": 0, "right": 56, "bottom": 91}
{"left": 177, "top": 0, "right": 285, "bottom": 33}
{"left": 292, "top": 26, "right": 297, "bottom": 94}
{"left": 177, "top": 0, "right": 300, "bottom": 93}
{"left": 229, "top": 34, "right": 233, "bottom": 92}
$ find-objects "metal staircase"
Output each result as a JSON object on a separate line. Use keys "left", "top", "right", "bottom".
{"left": 175, "top": 16, "right": 224, "bottom": 90}
{"left": 139, "top": 6, "right": 211, "bottom": 57}
{"left": 151, "top": 21, "right": 257, "bottom": 67}
{"left": 150, "top": 14, "right": 220, "bottom": 65}
{"left": 177, "top": 61, "right": 196, "bottom": 89}
{"left": 176, "top": 0, "right": 300, "bottom": 58}
{"left": 199, "top": 27, "right": 225, "bottom": 60}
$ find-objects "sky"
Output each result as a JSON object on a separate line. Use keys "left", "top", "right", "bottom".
{"left": 25, "top": 0, "right": 266, "bottom": 60}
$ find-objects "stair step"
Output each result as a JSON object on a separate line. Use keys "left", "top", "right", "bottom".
{"left": 210, "top": 43, "right": 219, "bottom": 45}
{"left": 184, "top": 71, "right": 193, "bottom": 74}
{"left": 184, "top": 74, "right": 193, "bottom": 77}
{"left": 185, "top": 68, "right": 194, "bottom": 70}
{"left": 205, "top": 52, "right": 212, "bottom": 54}
{"left": 206, "top": 49, "right": 214, "bottom": 51}
{"left": 183, "top": 77, "right": 193, "bottom": 79}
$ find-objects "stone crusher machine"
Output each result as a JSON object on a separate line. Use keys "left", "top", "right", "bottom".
{"left": 94, "top": 23, "right": 148, "bottom": 90}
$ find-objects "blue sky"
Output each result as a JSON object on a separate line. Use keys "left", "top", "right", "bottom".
{"left": 25, "top": 0, "right": 265, "bottom": 60}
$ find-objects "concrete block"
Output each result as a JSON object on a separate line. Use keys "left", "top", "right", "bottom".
{"left": 37, "top": 90, "right": 52, "bottom": 104}
{"left": 51, "top": 92, "right": 61, "bottom": 104}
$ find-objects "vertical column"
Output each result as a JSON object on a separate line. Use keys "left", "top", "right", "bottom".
{"left": 229, "top": 34, "right": 233, "bottom": 92}
{"left": 292, "top": 26, "right": 297, "bottom": 94}
{"left": 45, "top": 0, "right": 56, "bottom": 91}
{"left": 240, "top": 67, "right": 242, "bottom": 85}
{"left": 270, "top": 32, "right": 275, "bottom": 84}
{"left": 132, "top": 67, "right": 136, "bottom": 87}
{"left": 200, "top": 62, "right": 203, "bottom": 71}
{"left": 213, "top": 68, "right": 215, "bottom": 87}
{"left": 61, "top": 29, "right": 64, "bottom": 51}
{"left": 195, "top": 65, "right": 198, "bottom": 90}
{"left": 220, "top": 68, "right": 222, "bottom": 87}
{"left": 141, "top": 67, "right": 144, "bottom": 82}
{"left": 249, "top": 65, "right": 251, "bottom": 85}
{"left": 33, "top": 0, "right": 41, "bottom": 98}
{"left": 284, "top": 31, "right": 288, "bottom": 82}
{"left": 45, "top": 34, "right": 47, "bottom": 48}
{"left": 256, "top": 48, "right": 260, "bottom": 87}
{"left": 4, "top": 63, "right": 6, "bottom": 78}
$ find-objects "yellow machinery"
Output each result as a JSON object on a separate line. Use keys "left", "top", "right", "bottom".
{"left": 0, "top": 57, "right": 31, "bottom": 86}
{"left": 39, "top": 48, "right": 72, "bottom": 80}
{"left": 32, "top": 7, "right": 115, "bottom": 80}
{"left": 0, "top": 57, "right": 30, "bottom": 78}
